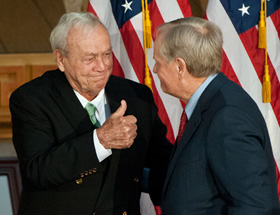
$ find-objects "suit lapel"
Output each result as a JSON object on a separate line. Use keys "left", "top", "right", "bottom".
{"left": 162, "top": 73, "right": 228, "bottom": 197}
{"left": 105, "top": 75, "right": 137, "bottom": 116}
{"left": 163, "top": 105, "right": 202, "bottom": 196}
{"left": 50, "top": 70, "right": 94, "bottom": 135}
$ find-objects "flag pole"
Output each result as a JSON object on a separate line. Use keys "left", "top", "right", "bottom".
{"left": 144, "top": 0, "right": 152, "bottom": 48}
{"left": 142, "top": 0, "right": 153, "bottom": 91}
{"left": 258, "top": 0, "right": 271, "bottom": 103}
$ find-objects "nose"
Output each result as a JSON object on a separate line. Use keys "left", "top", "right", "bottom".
{"left": 95, "top": 57, "right": 105, "bottom": 71}
{"left": 152, "top": 65, "right": 157, "bottom": 74}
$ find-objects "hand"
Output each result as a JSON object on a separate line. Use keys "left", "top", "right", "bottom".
{"left": 96, "top": 100, "right": 137, "bottom": 149}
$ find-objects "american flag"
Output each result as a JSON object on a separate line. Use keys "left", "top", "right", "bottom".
{"left": 206, "top": 0, "right": 280, "bottom": 199}
{"left": 87, "top": 0, "right": 192, "bottom": 214}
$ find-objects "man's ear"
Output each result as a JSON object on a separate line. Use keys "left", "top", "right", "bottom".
{"left": 175, "top": 57, "right": 187, "bottom": 80}
{"left": 54, "top": 49, "right": 65, "bottom": 72}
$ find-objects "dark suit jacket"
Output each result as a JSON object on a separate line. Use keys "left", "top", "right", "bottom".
{"left": 10, "top": 69, "right": 172, "bottom": 215}
{"left": 161, "top": 73, "right": 280, "bottom": 215}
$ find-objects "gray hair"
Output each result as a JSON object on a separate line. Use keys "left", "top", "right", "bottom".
{"left": 156, "top": 17, "right": 223, "bottom": 77}
{"left": 49, "top": 12, "right": 104, "bottom": 55}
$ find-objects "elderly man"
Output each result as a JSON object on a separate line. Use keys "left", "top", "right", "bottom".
{"left": 10, "top": 12, "right": 171, "bottom": 215}
{"left": 153, "top": 17, "right": 280, "bottom": 215}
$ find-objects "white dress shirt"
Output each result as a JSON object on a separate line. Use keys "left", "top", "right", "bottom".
{"left": 74, "top": 88, "right": 112, "bottom": 162}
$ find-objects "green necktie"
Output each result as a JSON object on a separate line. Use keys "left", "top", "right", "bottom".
{"left": 85, "top": 102, "right": 101, "bottom": 128}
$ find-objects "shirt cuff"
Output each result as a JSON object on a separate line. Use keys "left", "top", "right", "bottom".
{"left": 93, "top": 129, "right": 112, "bottom": 162}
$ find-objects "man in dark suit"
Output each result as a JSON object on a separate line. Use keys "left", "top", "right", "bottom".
{"left": 9, "top": 12, "right": 172, "bottom": 215}
{"left": 153, "top": 17, "right": 280, "bottom": 214}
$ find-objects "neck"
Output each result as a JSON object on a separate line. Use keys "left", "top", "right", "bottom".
{"left": 180, "top": 76, "right": 207, "bottom": 104}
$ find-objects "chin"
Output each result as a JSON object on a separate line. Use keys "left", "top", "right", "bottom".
{"left": 160, "top": 84, "right": 168, "bottom": 94}
{"left": 94, "top": 82, "right": 107, "bottom": 92}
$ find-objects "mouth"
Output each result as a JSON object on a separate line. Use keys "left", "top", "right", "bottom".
{"left": 91, "top": 72, "right": 109, "bottom": 81}
{"left": 88, "top": 70, "right": 108, "bottom": 77}
{"left": 84, "top": 71, "right": 110, "bottom": 84}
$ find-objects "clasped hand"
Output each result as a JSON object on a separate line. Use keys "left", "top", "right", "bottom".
{"left": 96, "top": 100, "right": 137, "bottom": 149}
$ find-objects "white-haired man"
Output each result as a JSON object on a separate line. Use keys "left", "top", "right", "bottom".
{"left": 10, "top": 12, "right": 172, "bottom": 215}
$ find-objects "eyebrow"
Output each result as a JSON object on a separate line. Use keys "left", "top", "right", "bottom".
{"left": 83, "top": 48, "right": 112, "bottom": 57}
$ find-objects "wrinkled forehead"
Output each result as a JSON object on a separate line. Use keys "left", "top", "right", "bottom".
{"left": 68, "top": 24, "right": 110, "bottom": 43}
{"left": 66, "top": 24, "right": 111, "bottom": 55}
{"left": 69, "top": 22, "right": 104, "bottom": 37}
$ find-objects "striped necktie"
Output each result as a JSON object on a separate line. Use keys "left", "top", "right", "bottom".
{"left": 85, "top": 102, "right": 101, "bottom": 128}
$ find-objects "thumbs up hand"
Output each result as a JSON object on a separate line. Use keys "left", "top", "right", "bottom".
{"left": 96, "top": 100, "right": 137, "bottom": 149}
{"left": 111, "top": 99, "right": 128, "bottom": 119}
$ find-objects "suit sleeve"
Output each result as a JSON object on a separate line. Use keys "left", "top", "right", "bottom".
{"left": 206, "top": 105, "right": 279, "bottom": 214}
{"left": 10, "top": 90, "right": 100, "bottom": 190}
{"left": 142, "top": 87, "right": 173, "bottom": 205}
{"left": 147, "top": 113, "right": 173, "bottom": 205}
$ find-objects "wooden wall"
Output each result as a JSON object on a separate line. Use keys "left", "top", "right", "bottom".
{"left": 0, "top": 54, "right": 57, "bottom": 139}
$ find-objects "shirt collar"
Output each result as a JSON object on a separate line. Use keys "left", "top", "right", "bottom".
{"left": 74, "top": 88, "right": 105, "bottom": 114}
{"left": 185, "top": 74, "right": 217, "bottom": 120}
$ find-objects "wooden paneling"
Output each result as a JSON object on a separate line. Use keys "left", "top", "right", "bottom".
{"left": 0, "top": 66, "right": 30, "bottom": 139}
{"left": 0, "top": 66, "right": 31, "bottom": 107}
{"left": 32, "top": 65, "right": 58, "bottom": 79}
{"left": 0, "top": 53, "right": 57, "bottom": 139}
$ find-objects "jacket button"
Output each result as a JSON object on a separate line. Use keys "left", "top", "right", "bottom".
{"left": 75, "top": 178, "right": 83, "bottom": 184}
{"left": 134, "top": 177, "right": 139, "bottom": 183}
